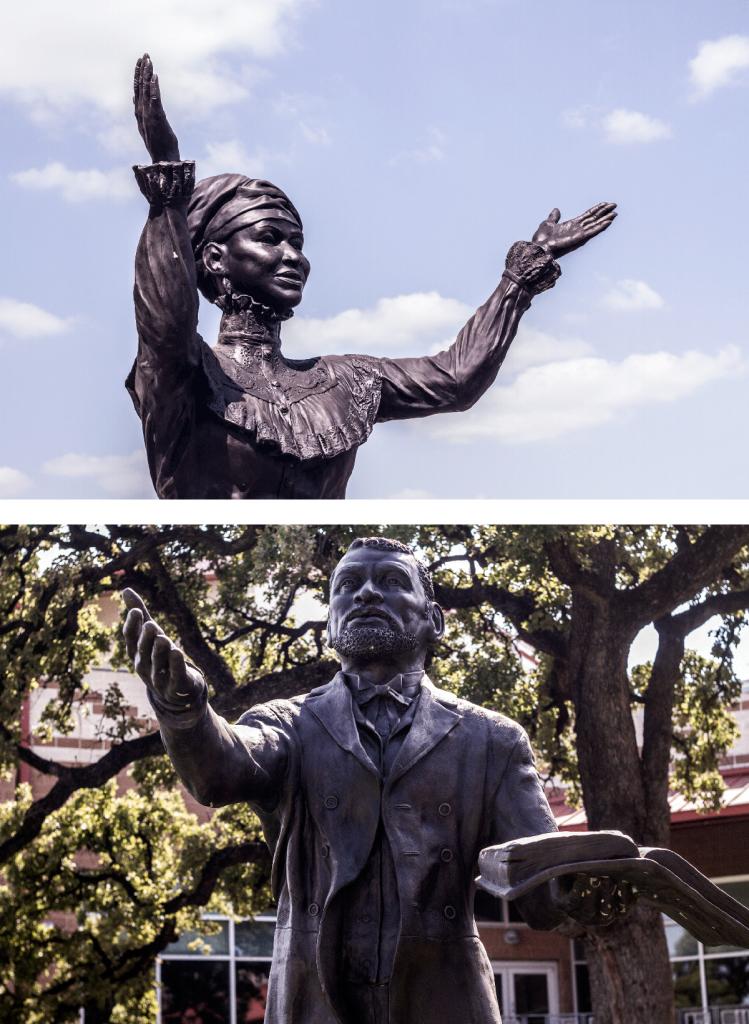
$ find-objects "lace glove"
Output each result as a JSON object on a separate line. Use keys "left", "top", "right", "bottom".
{"left": 133, "top": 160, "right": 196, "bottom": 210}
{"left": 503, "top": 240, "right": 562, "bottom": 295}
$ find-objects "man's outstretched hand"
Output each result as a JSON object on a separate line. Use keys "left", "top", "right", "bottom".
{"left": 552, "top": 872, "right": 635, "bottom": 930}
{"left": 532, "top": 202, "right": 617, "bottom": 259}
{"left": 122, "top": 588, "right": 206, "bottom": 709}
{"left": 133, "top": 53, "right": 180, "bottom": 164}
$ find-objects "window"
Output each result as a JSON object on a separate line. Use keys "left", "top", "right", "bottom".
{"left": 158, "top": 914, "right": 275, "bottom": 1024}
{"left": 572, "top": 877, "right": 749, "bottom": 1018}
{"left": 474, "top": 890, "right": 526, "bottom": 924}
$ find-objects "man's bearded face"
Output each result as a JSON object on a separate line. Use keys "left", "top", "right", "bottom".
{"left": 327, "top": 547, "right": 437, "bottom": 665}
{"left": 330, "top": 623, "right": 419, "bottom": 661}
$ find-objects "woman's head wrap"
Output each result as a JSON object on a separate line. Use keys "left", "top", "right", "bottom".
{"left": 188, "top": 174, "right": 303, "bottom": 302}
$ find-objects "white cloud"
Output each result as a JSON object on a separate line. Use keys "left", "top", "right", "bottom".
{"left": 601, "top": 279, "right": 665, "bottom": 313}
{"left": 389, "top": 128, "right": 446, "bottom": 166}
{"left": 97, "top": 122, "right": 142, "bottom": 157}
{"left": 42, "top": 451, "right": 153, "bottom": 497}
{"left": 502, "top": 326, "right": 593, "bottom": 373}
{"left": 200, "top": 140, "right": 278, "bottom": 178}
{"left": 285, "top": 292, "right": 473, "bottom": 356}
{"left": 602, "top": 108, "right": 672, "bottom": 145}
{"left": 273, "top": 92, "right": 331, "bottom": 146}
{"left": 0, "top": 0, "right": 307, "bottom": 119}
{"left": 387, "top": 488, "right": 434, "bottom": 499}
{"left": 0, "top": 297, "right": 73, "bottom": 338}
{"left": 431, "top": 346, "right": 742, "bottom": 444}
{"left": 11, "top": 163, "right": 134, "bottom": 203}
{"left": 285, "top": 293, "right": 593, "bottom": 369}
{"left": 299, "top": 122, "right": 331, "bottom": 146}
{"left": 200, "top": 139, "right": 294, "bottom": 179}
{"left": 0, "top": 467, "right": 33, "bottom": 498}
{"left": 561, "top": 106, "right": 592, "bottom": 130}
{"left": 689, "top": 35, "right": 749, "bottom": 98}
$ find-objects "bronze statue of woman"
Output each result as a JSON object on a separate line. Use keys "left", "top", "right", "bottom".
{"left": 127, "top": 54, "right": 616, "bottom": 500}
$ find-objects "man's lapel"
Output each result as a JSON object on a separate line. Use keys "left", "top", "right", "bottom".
{"left": 388, "top": 677, "right": 462, "bottom": 786}
{"left": 306, "top": 672, "right": 379, "bottom": 777}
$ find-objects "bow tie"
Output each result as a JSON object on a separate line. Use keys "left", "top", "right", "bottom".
{"left": 350, "top": 673, "right": 422, "bottom": 709}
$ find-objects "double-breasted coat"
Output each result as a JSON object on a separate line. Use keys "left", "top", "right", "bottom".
{"left": 156, "top": 673, "right": 561, "bottom": 1024}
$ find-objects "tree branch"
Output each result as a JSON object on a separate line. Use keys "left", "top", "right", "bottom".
{"left": 433, "top": 580, "right": 567, "bottom": 660}
{"left": 640, "top": 617, "right": 684, "bottom": 846}
{"left": 0, "top": 732, "right": 163, "bottom": 866}
{"left": 619, "top": 526, "right": 749, "bottom": 628}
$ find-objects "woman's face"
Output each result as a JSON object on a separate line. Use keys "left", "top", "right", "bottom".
{"left": 217, "top": 217, "right": 310, "bottom": 311}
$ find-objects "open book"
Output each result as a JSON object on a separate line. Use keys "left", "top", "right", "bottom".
{"left": 477, "top": 830, "right": 749, "bottom": 947}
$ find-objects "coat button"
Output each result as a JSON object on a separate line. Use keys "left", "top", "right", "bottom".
{"left": 279, "top": 404, "right": 290, "bottom": 413}
{"left": 324, "top": 795, "right": 339, "bottom": 810}
{"left": 270, "top": 379, "right": 280, "bottom": 387}
{"left": 444, "top": 905, "right": 456, "bottom": 920}
{"left": 308, "top": 902, "right": 320, "bottom": 916}
{"left": 321, "top": 844, "right": 330, "bottom": 858}
{"left": 438, "top": 802, "right": 451, "bottom": 816}
{"left": 440, "top": 848, "right": 453, "bottom": 863}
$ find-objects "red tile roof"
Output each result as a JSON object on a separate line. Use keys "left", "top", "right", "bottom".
{"left": 547, "top": 769, "right": 749, "bottom": 830}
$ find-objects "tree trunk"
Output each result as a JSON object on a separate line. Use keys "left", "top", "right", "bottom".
{"left": 584, "top": 903, "right": 675, "bottom": 1024}
{"left": 568, "top": 588, "right": 676, "bottom": 1024}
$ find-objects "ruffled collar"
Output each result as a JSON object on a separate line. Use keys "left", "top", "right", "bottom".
{"left": 200, "top": 340, "right": 383, "bottom": 464}
{"left": 201, "top": 290, "right": 383, "bottom": 463}
{"left": 214, "top": 290, "right": 292, "bottom": 349}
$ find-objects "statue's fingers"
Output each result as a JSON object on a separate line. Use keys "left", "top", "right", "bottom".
{"left": 583, "top": 214, "right": 617, "bottom": 237}
{"left": 557, "top": 873, "right": 587, "bottom": 911}
{"left": 548, "top": 208, "right": 561, "bottom": 223}
{"left": 593, "top": 878, "right": 616, "bottom": 921}
{"left": 167, "top": 647, "right": 192, "bottom": 702}
{"left": 583, "top": 201, "right": 617, "bottom": 223}
{"left": 577, "top": 885, "right": 598, "bottom": 924}
{"left": 150, "top": 73, "right": 161, "bottom": 105}
{"left": 151, "top": 634, "right": 172, "bottom": 693}
{"left": 142, "top": 53, "right": 153, "bottom": 85}
{"left": 134, "top": 56, "right": 143, "bottom": 102}
{"left": 617, "top": 880, "right": 635, "bottom": 914}
{"left": 583, "top": 200, "right": 609, "bottom": 216}
{"left": 134, "top": 619, "right": 161, "bottom": 685}
{"left": 123, "top": 607, "right": 144, "bottom": 662}
{"left": 122, "top": 588, "right": 152, "bottom": 622}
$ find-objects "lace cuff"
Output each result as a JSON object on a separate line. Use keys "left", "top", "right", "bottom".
{"left": 133, "top": 160, "right": 196, "bottom": 209}
{"left": 503, "top": 240, "right": 561, "bottom": 295}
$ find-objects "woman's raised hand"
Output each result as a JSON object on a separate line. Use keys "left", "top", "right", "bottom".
{"left": 133, "top": 53, "right": 180, "bottom": 164}
{"left": 532, "top": 202, "right": 617, "bottom": 259}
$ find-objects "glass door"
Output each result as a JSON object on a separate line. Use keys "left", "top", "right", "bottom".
{"left": 493, "top": 962, "right": 559, "bottom": 1024}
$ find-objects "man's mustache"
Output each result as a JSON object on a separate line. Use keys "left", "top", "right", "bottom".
{"left": 343, "top": 607, "right": 399, "bottom": 629}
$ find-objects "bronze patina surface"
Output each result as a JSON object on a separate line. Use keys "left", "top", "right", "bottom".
{"left": 128, "top": 55, "right": 617, "bottom": 499}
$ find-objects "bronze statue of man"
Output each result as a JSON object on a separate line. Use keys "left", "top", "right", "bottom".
{"left": 127, "top": 54, "right": 617, "bottom": 499}
{"left": 122, "top": 537, "right": 625, "bottom": 1024}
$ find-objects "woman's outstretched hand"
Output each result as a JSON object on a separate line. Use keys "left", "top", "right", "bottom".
{"left": 532, "top": 202, "right": 617, "bottom": 259}
{"left": 133, "top": 53, "right": 180, "bottom": 164}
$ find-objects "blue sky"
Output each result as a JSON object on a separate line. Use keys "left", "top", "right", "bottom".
{"left": 0, "top": 0, "right": 748, "bottom": 499}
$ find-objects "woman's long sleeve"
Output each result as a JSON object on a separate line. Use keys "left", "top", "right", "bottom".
{"left": 128, "top": 161, "right": 201, "bottom": 495}
{"left": 376, "top": 241, "right": 560, "bottom": 421}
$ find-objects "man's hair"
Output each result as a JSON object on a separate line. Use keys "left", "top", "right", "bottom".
{"left": 338, "top": 537, "right": 435, "bottom": 601}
